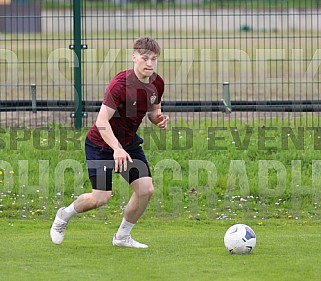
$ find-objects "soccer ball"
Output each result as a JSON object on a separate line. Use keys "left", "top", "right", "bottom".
{"left": 224, "top": 224, "right": 256, "bottom": 254}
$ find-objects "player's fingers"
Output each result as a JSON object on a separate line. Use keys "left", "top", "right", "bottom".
{"left": 123, "top": 153, "right": 133, "bottom": 171}
{"left": 114, "top": 159, "right": 119, "bottom": 172}
{"left": 156, "top": 113, "right": 163, "bottom": 120}
{"left": 127, "top": 154, "right": 133, "bottom": 163}
{"left": 158, "top": 116, "right": 168, "bottom": 128}
{"left": 123, "top": 160, "right": 127, "bottom": 172}
{"left": 118, "top": 158, "right": 123, "bottom": 173}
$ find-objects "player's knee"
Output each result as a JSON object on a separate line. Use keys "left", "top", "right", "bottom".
{"left": 132, "top": 178, "right": 154, "bottom": 198}
{"left": 142, "top": 184, "right": 154, "bottom": 198}
{"left": 148, "top": 185, "right": 154, "bottom": 197}
{"left": 92, "top": 191, "right": 112, "bottom": 207}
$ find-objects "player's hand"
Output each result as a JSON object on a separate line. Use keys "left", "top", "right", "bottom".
{"left": 156, "top": 114, "right": 169, "bottom": 129}
{"left": 113, "top": 148, "right": 133, "bottom": 172}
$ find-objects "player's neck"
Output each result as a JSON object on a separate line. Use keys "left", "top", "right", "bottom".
{"left": 139, "top": 77, "right": 149, "bottom": 84}
{"left": 133, "top": 69, "right": 150, "bottom": 84}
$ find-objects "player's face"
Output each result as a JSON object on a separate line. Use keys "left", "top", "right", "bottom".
{"left": 132, "top": 50, "right": 158, "bottom": 80}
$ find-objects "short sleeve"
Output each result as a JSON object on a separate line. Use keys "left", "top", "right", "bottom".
{"left": 102, "top": 83, "right": 123, "bottom": 110}
{"left": 153, "top": 75, "right": 164, "bottom": 104}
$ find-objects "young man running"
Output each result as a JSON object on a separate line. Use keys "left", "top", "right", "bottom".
{"left": 50, "top": 37, "right": 169, "bottom": 248}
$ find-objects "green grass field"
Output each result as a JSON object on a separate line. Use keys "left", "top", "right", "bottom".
{"left": 1, "top": 120, "right": 321, "bottom": 280}
{"left": 1, "top": 217, "right": 320, "bottom": 281}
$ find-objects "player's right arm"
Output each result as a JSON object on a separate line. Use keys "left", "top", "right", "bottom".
{"left": 96, "top": 104, "right": 133, "bottom": 172}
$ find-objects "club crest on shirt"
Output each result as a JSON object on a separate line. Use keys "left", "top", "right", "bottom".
{"left": 150, "top": 93, "right": 157, "bottom": 104}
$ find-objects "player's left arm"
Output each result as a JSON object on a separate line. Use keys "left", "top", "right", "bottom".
{"left": 147, "top": 103, "right": 169, "bottom": 129}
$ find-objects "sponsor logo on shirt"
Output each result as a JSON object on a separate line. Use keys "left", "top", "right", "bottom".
{"left": 150, "top": 93, "right": 157, "bottom": 104}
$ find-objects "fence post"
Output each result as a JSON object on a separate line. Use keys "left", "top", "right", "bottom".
{"left": 73, "top": 0, "right": 83, "bottom": 129}
{"left": 222, "top": 82, "right": 231, "bottom": 114}
{"left": 30, "top": 84, "right": 37, "bottom": 113}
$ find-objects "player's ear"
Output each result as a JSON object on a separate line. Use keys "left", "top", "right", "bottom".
{"left": 132, "top": 52, "right": 137, "bottom": 63}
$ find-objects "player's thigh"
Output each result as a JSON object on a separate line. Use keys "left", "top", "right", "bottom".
{"left": 120, "top": 146, "right": 151, "bottom": 185}
{"left": 85, "top": 137, "right": 114, "bottom": 191}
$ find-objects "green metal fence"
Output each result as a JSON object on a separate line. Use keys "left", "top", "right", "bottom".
{"left": 1, "top": 0, "right": 321, "bottom": 128}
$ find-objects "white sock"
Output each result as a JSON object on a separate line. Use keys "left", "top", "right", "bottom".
{"left": 116, "top": 218, "right": 135, "bottom": 239}
{"left": 60, "top": 202, "right": 78, "bottom": 221}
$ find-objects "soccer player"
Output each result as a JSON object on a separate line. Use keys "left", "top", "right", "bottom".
{"left": 50, "top": 37, "right": 169, "bottom": 248}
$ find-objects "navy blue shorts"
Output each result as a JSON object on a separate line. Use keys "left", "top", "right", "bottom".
{"left": 85, "top": 135, "right": 151, "bottom": 191}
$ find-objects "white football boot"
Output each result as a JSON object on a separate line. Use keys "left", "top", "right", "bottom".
{"left": 112, "top": 234, "right": 148, "bottom": 248}
{"left": 50, "top": 207, "right": 68, "bottom": 245}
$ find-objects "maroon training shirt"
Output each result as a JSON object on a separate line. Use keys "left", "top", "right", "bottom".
{"left": 87, "top": 69, "right": 164, "bottom": 149}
